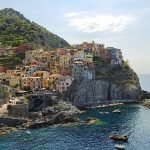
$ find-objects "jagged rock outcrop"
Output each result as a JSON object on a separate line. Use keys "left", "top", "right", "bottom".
{"left": 109, "top": 83, "right": 141, "bottom": 100}
{"left": 142, "top": 99, "right": 150, "bottom": 108}
{"left": 52, "top": 111, "right": 80, "bottom": 124}
{"left": 27, "top": 101, "right": 81, "bottom": 128}
{"left": 66, "top": 72, "right": 142, "bottom": 107}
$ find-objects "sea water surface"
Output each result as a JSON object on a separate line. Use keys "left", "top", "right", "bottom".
{"left": 0, "top": 104, "right": 150, "bottom": 150}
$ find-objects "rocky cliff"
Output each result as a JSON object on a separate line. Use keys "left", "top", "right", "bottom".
{"left": 65, "top": 68, "right": 142, "bottom": 107}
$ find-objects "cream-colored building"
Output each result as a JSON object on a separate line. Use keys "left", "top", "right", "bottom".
{"left": 20, "top": 74, "right": 29, "bottom": 90}
{"left": 56, "top": 76, "right": 74, "bottom": 93}
{"left": 75, "top": 49, "right": 93, "bottom": 62}
{"left": 59, "top": 55, "right": 72, "bottom": 68}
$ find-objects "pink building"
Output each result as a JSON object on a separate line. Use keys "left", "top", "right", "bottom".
{"left": 0, "top": 67, "right": 6, "bottom": 73}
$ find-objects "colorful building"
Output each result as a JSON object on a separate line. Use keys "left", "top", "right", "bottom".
{"left": 75, "top": 49, "right": 93, "bottom": 62}
{"left": 25, "top": 65, "right": 40, "bottom": 75}
{"left": 48, "top": 74, "right": 63, "bottom": 90}
{"left": 59, "top": 55, "right": 72, "bottom": 68}
{"left": 28, "top": 77, "right": 42, "bottom": 92}
{"left": 92, "top": 42, "right": 109, "bottom": 59}
{"left": 0, "top": 67, "right": 6, "bottom": 73}
{"left": 33, "top": 71, "right": 50, "bottom": 79}
{"left": 9, "top": 76, "right": 20, "bottom": 87}
{"left": 107, "top": 47, "right": 123, "bottom": 66}
{"left": 71, "top": 59, "right": 95, "bottom": 80}
{"left": 56, "top": 76, "right": 74, "bottom": 93}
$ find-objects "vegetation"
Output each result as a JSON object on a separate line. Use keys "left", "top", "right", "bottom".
{"left": 123, "top": 60, "right": 131, "bottom": 70}
{"left": 0, "top": 8, "right": 70, "bottom": 49}
{"left": 93, "top": 56, "right": 110, "bottom": 66}
{"left": 0, "top": 55, "right": 21, "bottom": 68}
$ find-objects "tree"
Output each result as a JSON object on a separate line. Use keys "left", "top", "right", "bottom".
{"left": 123, "top": 59, "right": 131, "bottom": 70}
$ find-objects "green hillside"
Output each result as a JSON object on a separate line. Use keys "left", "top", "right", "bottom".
{"left": 0, "top": 8, "right": 70, "bottom": 49}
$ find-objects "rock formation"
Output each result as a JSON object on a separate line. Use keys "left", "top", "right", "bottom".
{"left": 65, "top": 68, "right": 142, "bottom": 107}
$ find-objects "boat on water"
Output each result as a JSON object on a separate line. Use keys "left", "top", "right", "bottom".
{"left": 104, "top": 112, "right": 109, "bottom": 114}
{"left": 109, "top": 134, "right": 128, "bottom": 142}
{"left": 26, "top": 130, "right": 31, "bottom": 135}
{"left": 113, "top": 109, "right": 121, "bottom": 113}
{"left": 115, "top": 144, "right": 125, "bottom": 150}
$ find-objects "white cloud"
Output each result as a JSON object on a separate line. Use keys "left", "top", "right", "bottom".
{"left": 65, "top": 12, "right": 134, "bottom": 33}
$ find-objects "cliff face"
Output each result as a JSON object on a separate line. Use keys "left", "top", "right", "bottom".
{"left": 66, "top": 69, "right": 142, "bottom": 107}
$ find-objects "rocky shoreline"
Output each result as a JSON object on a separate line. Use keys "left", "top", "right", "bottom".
{"left": 0, "top": 100, "right": 145, "bottom": 136}
{"left": 142, "top": 99, "right": 150, "bottom": 108}
{"left": 0, "top": 101, "right": 83, "bottom": 135}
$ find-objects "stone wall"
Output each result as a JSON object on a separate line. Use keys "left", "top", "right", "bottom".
{"left": 8, "top": 104, "right": 28, "bottom": 118}
{"left": 0, "top": 117, "right": 27, "bottom": 127}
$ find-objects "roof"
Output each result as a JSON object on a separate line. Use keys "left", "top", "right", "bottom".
{"left": 29, "top": 77, "right": 41, "bottom": 79}
{"left": 49, "top": 74, "right": 63, "bottom": 78}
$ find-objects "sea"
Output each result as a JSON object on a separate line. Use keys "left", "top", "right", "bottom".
{"left": 0, "top": 75, "right": 150, "bottom": 150}
{"left": 0, "top": 104, "right": 150, "bottom": 150}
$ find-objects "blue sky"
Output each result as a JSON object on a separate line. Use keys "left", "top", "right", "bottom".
{"left": 0, "top": 0, "right": 150, "bottom": 74}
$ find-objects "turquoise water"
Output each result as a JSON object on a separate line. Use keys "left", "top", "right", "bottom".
{"left": 0, "top": 104, "right": 150, "bottom": 150}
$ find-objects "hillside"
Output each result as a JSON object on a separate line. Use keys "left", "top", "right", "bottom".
{"left": 0, "top": 8, "right": 70, "bottom": 49}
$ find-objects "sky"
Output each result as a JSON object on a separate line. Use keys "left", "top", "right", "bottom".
{"left": 0, "top": 0, "right": 150, "bottom": 74}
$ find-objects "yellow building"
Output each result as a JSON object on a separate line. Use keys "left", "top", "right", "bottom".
{"left": 48, "top": 74, "right": 63, "bottom": 90}
{"left": 49, "top": 64, "right": 60, "bottom": 74}
{"left": 59, "top": 55, "right": 72, "bottom": 68}
{"left": 9, "top": 76, "right": 20, "bottom": 87}
{"left": 43, "top": 78, "right": 50, "bottom": 89}
{"left": 33, "top": 71, "right": 50, "bottom": 79}
{"left": 35, "top": 51, "right": 51, "bottom": 63}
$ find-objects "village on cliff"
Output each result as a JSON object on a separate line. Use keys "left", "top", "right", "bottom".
{"left": 0, "top": 41, "right": 124, "bottom": 118}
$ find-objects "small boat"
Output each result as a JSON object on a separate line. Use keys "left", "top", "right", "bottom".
{"left": 115, "top": 144, "right": 125, "bottom": 149}
{"left": 26, "top": 130, "right": 31, "bottom": 135}
{"left": 104, "top": 112, "right": 109, "bottom": 114}
{"left": 113, "top": 109, "right": 121, "bottom": 113}
{"left": 109, "top": 134, "right": 128, "bottom": 142}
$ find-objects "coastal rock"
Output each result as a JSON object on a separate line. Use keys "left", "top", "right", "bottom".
{"left": 27, "top": 101, "right": 81, "bottom": 128}
{"left": 66, "top": 78, "right": 141, "bottom": 107}
{"left": 50, "top": 101, "right": 81, "bottom": 114}
{"left": 0, "top": 117, "right": 27, "bottom": 127}
{"left": 142, "top": 99, "right": 150, "bottom": 108}
{"left": 52, "top": 111, "right": 80, "bottom": 124}
{"left": 85, "top": 117, "right": 97, "bottom": 125}
{"left": 110, "top": 83, "right": 141, "bottom": 100}
{"left": 0, "top": 126, "right": 17, "bottom": 136}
